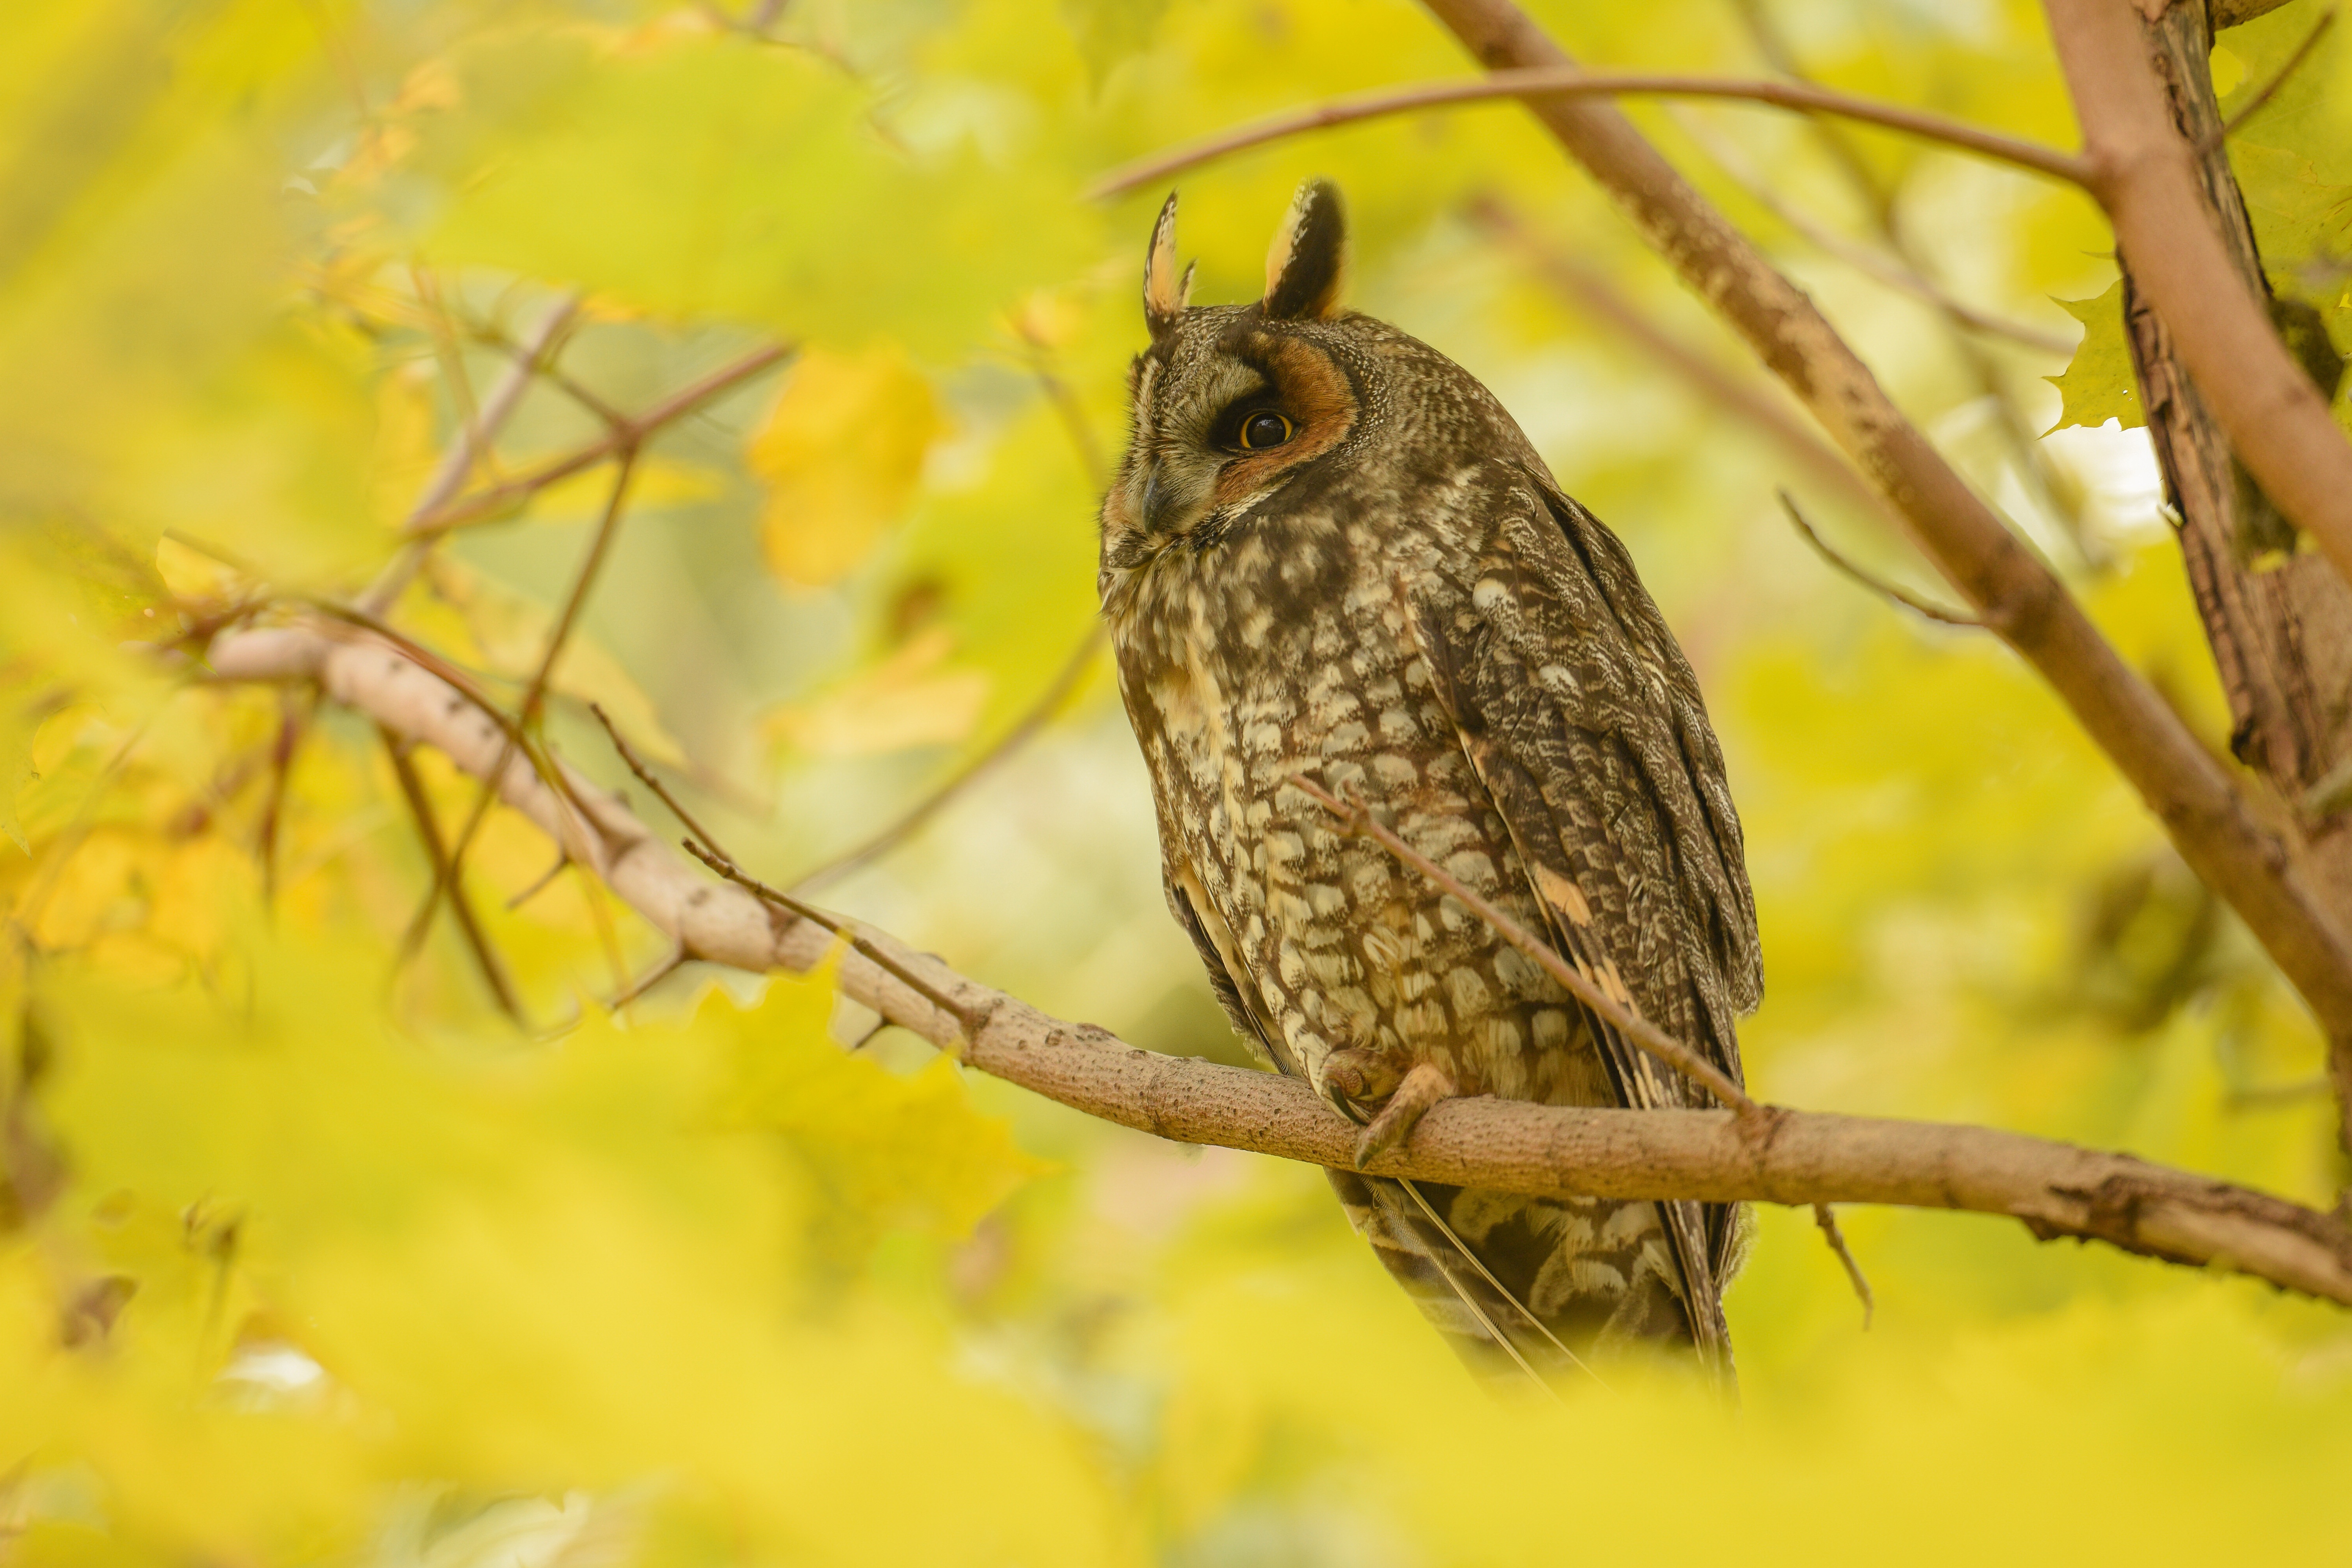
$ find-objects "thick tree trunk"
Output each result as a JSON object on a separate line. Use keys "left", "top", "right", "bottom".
{"left": 2127, "top": 1, "right": 2352, "bottom": 1130}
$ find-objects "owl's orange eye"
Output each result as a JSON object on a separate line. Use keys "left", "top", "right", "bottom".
{"left": 1239, "top": 411, "right": 1294, "bottom": 450}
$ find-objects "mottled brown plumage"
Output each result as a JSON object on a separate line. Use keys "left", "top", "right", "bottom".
{"left": 1099, "top": 182, "right": 1761, "bottom": 1386}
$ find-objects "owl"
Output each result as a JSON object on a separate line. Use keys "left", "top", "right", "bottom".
{"left": 1097, "top": 181, "right": 1762, "bottom": 1387}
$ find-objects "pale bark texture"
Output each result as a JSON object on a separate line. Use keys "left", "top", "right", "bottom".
{"left": 203, "top": 616, "right": 2352, "bottom": 1309}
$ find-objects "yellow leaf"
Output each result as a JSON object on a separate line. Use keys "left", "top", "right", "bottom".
{"left": 763, "top": 626, "right": 990, "bottom": 757}
{"left": 748, "top": 345, "right": 945, "bottom": 586}
{"left": 713, "top": 974, "right": 1050, "bottom": 1246}
{"left": 154, "top": 536, "right": 243, "bottom": 605}
{"left": 2045, "top": 283, "right": 2143, "bottom": 432}
{"left": 419, "top": 555, "right": 690, "bottom": 769}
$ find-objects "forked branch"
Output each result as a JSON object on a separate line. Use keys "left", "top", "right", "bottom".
{"left": 1406, "top": 0, "right": 2352, "bottom": 1119}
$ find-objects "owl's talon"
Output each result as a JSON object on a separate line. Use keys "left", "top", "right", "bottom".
{"left": 1350, "top": 1062, "right": 1456, "bottom": 1169}
{"left": 1325, "top": 1046, "right": 1401, "bottom": 1107}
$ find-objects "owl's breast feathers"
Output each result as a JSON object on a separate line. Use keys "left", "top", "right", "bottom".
{"left": 1108, "top": 447, "right": 1757, "bottom": 1369}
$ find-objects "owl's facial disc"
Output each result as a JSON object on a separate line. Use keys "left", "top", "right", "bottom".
{"left": 1111, "top": 327, "right": 1360, "bottom": 558}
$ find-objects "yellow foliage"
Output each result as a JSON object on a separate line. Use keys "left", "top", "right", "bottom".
{"left": 765, "top": 626, "right": 992, "bottom": 757}
{"left": 1, "top": 0, "right": 2349, "bottom": 1560}
{"left": 750, "top": 345, "right": 948, "bottom": 587}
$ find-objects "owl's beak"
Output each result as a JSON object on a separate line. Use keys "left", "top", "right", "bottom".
{"left": 1139, "top": 465, "right": 1177, "bottom": 535}
{"left": 1136, "top": 460, "right": 1210, "bottom": 538}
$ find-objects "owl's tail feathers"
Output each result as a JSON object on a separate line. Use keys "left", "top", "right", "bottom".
{"left": 1328, "top": 1171, "right": 1718, "bottom": 1395}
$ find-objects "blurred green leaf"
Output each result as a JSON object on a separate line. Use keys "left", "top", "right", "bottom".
{"left": 2046, "top": 283, "right": 2143, "bottom": 432}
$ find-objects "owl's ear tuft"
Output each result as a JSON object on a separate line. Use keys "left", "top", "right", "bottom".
{"left": 1143, "top": 192, "right": 1191, "bottom": 337}
{"left": 1262, "top": 179, "right": 1347, "bottom": 321}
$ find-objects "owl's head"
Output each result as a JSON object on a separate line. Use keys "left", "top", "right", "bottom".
{"left": 1100, "top": 180, "right": 1375, "bottom": 576}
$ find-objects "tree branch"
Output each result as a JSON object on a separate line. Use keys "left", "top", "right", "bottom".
{"left": 200, "top": 614, "right": 2352, "bottom": 1310}
{"left": 1666, "top": 105, "right": 2075, "bottom": 357}
{"left": 1086, "top": 67, "right": 2091, "bottom": 201}
{"left": 2047, "top": 0, "right": 2352, "bottom": 599}
{"left": 361, "top": 290, "right": 582, "bottom": 616}
{"left": 1410, "top": 0, "right": 2352, "bottom": 1101}
{"left": 1467, "top": 194, "right": 1897, "bottom": 525}
{"left": 403, "top": 343, "right": 793, "bottom": 537}
{"left": 790, "top": 627, "right": 1107, "bottom": 894}
{"left": 1779, "top": 492, "right": 1983, "bottom": 628}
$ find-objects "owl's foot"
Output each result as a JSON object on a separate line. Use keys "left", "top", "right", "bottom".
{"left": 1324, "top": 1046, "right": 1402, "bottom": 1106}
{"left": 1351, "top": 1062, "right": 1456, "bottom": 1169}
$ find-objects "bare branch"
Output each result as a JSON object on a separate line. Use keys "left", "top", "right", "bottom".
{"left": 2046, "top": 0, "right": 2352, "bottom": 598}
{"left": 1466, "top": 195, "right": 1893, "bottom": 523}
{"left": 506, "top": 849, "right": 571, "bottom": 911}
{"left": 405, "top": 343, "right": 793, "bottom": 538}
{"left": 198, "top": 617, "right": 2352, "bottom": 1309}
{"left": 1087, "top": 66, "right": 2090, "bottom": 202}
{"left": 1813, "top": 1203, "right": 1875, "bottom": 1328}
{"left": 1779, "top": 492, "right": 1983, "bottom": 628}
{"left": 1697, "top": 10, "right": 2095, "bottom": 557}
{"left": 254, "top": 688, "right": 315, "bottom": 904}
{"left": 1670, "top": 108, "right": 2075, "bottom": 356}
{"left": 379, "top": 725, "right": 522, "bottom": 1020}
{"left": 792, "top": 627, "right": 1108, "bottom": 894}
{"left": 361, "top": 291, "right": 581, "bottom": 616}
{"left": 609, "top": 942, "right": 688, "bottom": 1011}
{"left": 1414, "top": 0, "right": 2352, "bottom": 1089}
{"left": 586, "top": 701, "right": 727, "bottom": 858}
{"left": 402, "top": 452, "right": 639, "bottom": 964}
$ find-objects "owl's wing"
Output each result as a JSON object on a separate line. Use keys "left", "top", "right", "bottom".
{"left": 1402, "top": 471, "right": 1761, "bottom": 1347}
{"left": 1163, "top": 861, "right": 1299, "bottom": 1076}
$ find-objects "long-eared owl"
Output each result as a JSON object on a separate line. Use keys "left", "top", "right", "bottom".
{"left": 1097, "top": 181, "right": 1762, "bottom": 1387}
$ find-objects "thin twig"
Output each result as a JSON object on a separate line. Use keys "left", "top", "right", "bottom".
{"left": 406, "top": 343, "right": 793, "bottom": 537}
{"left": 1290, "top": 775, "right": 1758, "bottom": 1116}
{"left": 401, "top": 451, "right": 638, "bottom": 964}
{"left": 1778, "top": 492, "right": 1982, "bottom": 627}
{"left": 1468, "top": 195, "right": 1891, "bottom": 521}
{"left": 411, "top": 267, "right": 489, "bottom": 498}
{"left": 254, "top": 688, "right": 316, "bottom": 906}
{"left": 791, "top": 627, "right": 1109, "bottom": 894}
{"left": 1086, "top": 67, "right": 2091, "bottom": 201}
{"left": 506, "top": 850, "right": 572, "bottom": 911}
{"left": 609, "top": 943, "right": 688, "bottom": 1010}
{"left": 379, "top": 726, "right": 522, "bottom": 1020}
{"left": 586, "top": 701, "right": 727, "bottom": 856}
{"left": 2219, "top": 8, "right": 2336, "bottom": 138}
{"left": 1671, "top": 109, "right": 2074, "bottom": 356}
{"left": 1009, "top": 316, "right": 1112, "bottom": 490}
{"left": 460, "top": 316, "right": 624, "bottom": 429}
{"left": 359, "top": 291, "right": 581, "bottom": 616}
{"left": 1812, "top": 1203, "right": 1875, "bottom": 1328}
{"left": 682, "top": 838, "right": 981, "bottom": 1040}
{"left": 6, "top": 717, "right": 155, "bottom": 949}
{"left": 579, "top": 705, "right": 877, "bottom": 1022}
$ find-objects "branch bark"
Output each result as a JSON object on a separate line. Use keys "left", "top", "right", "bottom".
{"left": 2047, "top": 0, "right": 2352, "bottom": 599}
{"left": 201, "top": 614, "right": 2352, "bottom": 1310}
{"left": 1409, "top": 0, "right": 2352, "bottom": 1106}
{"left": 2105, "top": 0, "right": 2352, "bottom": 1143}
{"left": 1086, "top": 67, "right": 2089, "bottom": 201}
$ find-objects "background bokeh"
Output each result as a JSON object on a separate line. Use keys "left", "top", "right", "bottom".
{"left": 4, "top": 0, "right": 2350, "bottom": 1561}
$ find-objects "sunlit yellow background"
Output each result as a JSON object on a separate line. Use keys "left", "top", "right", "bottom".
{"left": 4, "top": 0, "right": 2350, "bottom": 1561}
